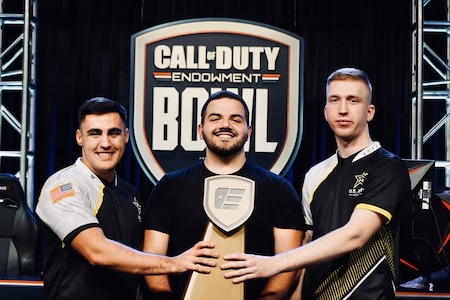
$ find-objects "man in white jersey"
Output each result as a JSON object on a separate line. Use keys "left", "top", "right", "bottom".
{"left": 36, "top": 97, "right": 218, "bottom": 300}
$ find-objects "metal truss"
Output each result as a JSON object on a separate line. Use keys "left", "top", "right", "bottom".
{"left": 412, "top": 0, "right": 450, "bottom": 187}
{"left": 0, "top": 0, "right": 37, "bottom": 208}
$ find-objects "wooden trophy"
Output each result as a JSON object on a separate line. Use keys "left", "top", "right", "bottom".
{"left": 183, "top": 175, "right": 255, "bottom": 300}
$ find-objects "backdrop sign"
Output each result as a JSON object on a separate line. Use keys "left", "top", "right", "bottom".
{"left": 130, "top": 18, "right": 304, "bottom": 184}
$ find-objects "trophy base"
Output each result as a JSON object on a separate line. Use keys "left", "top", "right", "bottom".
{"left": 183, "top": 222, "right": 245, "bottom": 300}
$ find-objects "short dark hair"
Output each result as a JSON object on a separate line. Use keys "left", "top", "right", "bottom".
{"left": 200, "top": 90, "right": 250, "bottom": 125}
{"left": 326, "top": 67, "right": 373, "bottom": 97}
{"left": 78, "top": 97, "right": 127, "bottom": 127}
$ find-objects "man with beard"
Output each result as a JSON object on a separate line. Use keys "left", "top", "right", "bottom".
{"left": 142, "top": 90, "right": 305, "bottom": 299}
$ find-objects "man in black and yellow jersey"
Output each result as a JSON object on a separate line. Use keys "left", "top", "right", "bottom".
{"left": 222, "top": 68, "right": 411, "bottom": 300}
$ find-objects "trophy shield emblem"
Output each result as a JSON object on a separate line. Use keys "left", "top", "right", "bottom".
{"left": 203, "top": 175, "right": 255, "bottom": 233}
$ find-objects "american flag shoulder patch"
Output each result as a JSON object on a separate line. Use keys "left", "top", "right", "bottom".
{"left": 50, "top": 183, "right": 75, "bottom": 203}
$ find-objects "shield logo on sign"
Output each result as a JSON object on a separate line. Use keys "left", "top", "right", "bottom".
{"left": 203, "top": 175, "right": 255, "bottom": 233}
{"left": 130, "top": 18, "right": 304, "bottom": 184}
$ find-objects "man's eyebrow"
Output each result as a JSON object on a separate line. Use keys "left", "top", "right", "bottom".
{"left": 86, "top": 128, "right": 102, "bottom": 134}
{"left": 85, "top": 128, "right": 123, "bottom": 134}
{"left": 345, "top": 95, "right": 362, "bottom": 100}
{"left": 327, "top": 94, "right": 360, "bottom": 99}
{"left": 108, "top": 127, "right": 123, "bottom": 133}
{"left": 208, "top": 112, "right": 244, "bottom": 117}
{"left": 231, "top": 113, "right": 244, "bottom": 119}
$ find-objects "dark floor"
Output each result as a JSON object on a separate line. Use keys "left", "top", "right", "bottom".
{"left": 396, "top": 291, "right": 450, "bottom": 299}
{"left": 2, "top": 279, "right": 450, "bottom": 300}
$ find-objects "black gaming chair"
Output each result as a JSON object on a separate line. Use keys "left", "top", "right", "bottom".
{"left": 0, "top": 173, "right": 39, "bottom": 276}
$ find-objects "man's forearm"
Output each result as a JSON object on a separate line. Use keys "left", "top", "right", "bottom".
{"left": 258, "top": 270, "right": 301, "bottom": 300}
{"left": 145, "top": 274, "right": 174, "bottom": 300}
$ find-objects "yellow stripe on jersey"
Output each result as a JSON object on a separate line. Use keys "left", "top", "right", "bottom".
{"left": 93, "top": 184, "right": 105, "bottom": 216}
{"left": 355, "top": 203, "right": 392, "bottom": 222}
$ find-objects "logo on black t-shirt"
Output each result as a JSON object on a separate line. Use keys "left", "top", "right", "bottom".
{"left": 348, "top": 172, "right": 368, "bottom": 197}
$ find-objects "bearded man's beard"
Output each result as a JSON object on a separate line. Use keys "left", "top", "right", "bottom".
{"left": 203, "top": 130, "right": 248, "bottom": 157}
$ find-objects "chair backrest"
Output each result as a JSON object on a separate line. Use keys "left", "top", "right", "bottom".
{"left": 0, "top": 173, "right": 39, "bottom": 276}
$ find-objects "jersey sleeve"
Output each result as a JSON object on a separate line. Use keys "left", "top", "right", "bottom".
{"left": 356, "top": 154, "right": 410, "bottom": 222}
{"left": 36, "top": 175, "right": 100, "bottom": 242}
{"left": 302, "top": 155, "right": 339, "bottom": 227}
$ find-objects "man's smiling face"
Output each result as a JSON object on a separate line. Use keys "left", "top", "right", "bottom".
{"left": 199, "top": 97, "right": 251, "bottom": 158}
{"left": 76, "top": 112, "right": 129, "bottom": 181}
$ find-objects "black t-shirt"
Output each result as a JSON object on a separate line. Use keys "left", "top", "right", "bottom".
{"left": 144, "top": 161, "right": 305, "bottom": 299}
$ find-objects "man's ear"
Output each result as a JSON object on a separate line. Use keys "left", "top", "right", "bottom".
{"left": 75, "top": 129, "right": 82, "bottom": 146}
{"left": 367, "top": 104, "right": 375, "bottom": 122}
{"left": 124, "top": 128, "right": 130, "bottom": 143}
{"left": 198, "top": 124, "right": 204, "bottom": 140}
